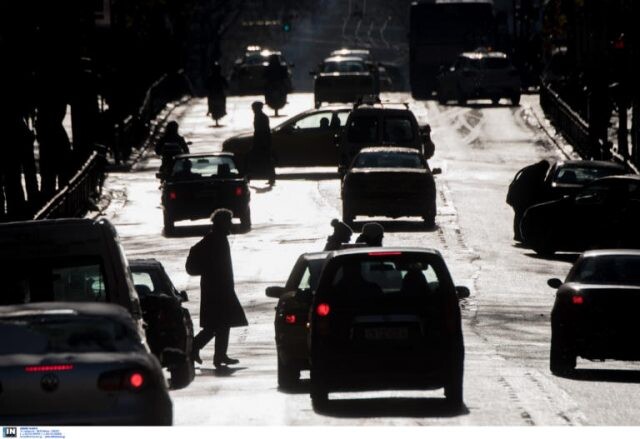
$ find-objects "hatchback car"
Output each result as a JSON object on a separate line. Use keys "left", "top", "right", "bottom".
{"left": 160, "top": 153, "right": 251, "bottom": 234}
{"left": 0, "top": 303, "right": 172, "bottom": 425}
{"left": 312, "top": 56, "right": 375, "bottom": 108}
{"left": 308, "top": 248, "right": 469, "bottom": 409}
{"left": 436, "top": 49, "right": 521, "bottom": 105}
{"left": 548, "top": 250, "right": 640, "bottom": 375}
{"left": 341, "top": 147, "right": 438, "bottom": 227}
{"left": 130, "top": 259, "right": 194, "bottom": 389}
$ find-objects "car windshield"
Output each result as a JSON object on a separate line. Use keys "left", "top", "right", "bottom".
{"left": 323, "top": 61, "right": 365, "bottom": 73}
{"left": 172, "top": 156, "right": 239, "bottom": 178}
{"left": 0, "top": 316, "right": 143, "bottom": 355}
{"left": 0, "top": 257, "right": 108, "bottom": 305}
{"left": 568, "top": 255, "right": 640, "bottom": 286}
{"left": 322, "top": 253, "right": 449, "bottom": 298}
{"left": 354, "top": 152, "right": 423, "bottom": 169}
{"left": 554, "top": 165, "right": 624, "bottom": 185}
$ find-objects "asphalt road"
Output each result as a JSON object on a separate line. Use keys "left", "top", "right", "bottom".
{"left": 100, "top": 92, "right": 640, "bottom": 426}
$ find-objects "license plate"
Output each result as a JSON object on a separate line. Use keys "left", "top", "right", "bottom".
{"left": 363, "top": 327, "right": 409, "bottom": 341}
{"left": 197, "top": 190, "right": 218, "bottom": 198}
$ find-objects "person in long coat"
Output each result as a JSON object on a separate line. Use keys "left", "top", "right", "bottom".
{"left": 251, "top": 101, "right": 275, "bottom": 185}
{"left": 188, "top": 208, "right": 248, "bottom": 368}
{"left": 206, "top": 62, "right": 227, "bottom": 126}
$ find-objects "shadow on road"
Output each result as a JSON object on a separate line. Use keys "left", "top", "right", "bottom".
{"left": 565, "top": 368, "right": 640, "bottom": 383}
{"left": 274, "top": 171, "right": 340, "bottom": 181}
{"left": 522, "top": 251, "right": 580, "bottom": 264}
{"left": 350, "top": 219, "right": 437, "bottom": 233}
{"left": 277, "top": 379, "right": 310, "bottom": 395}
{"left": 315, "top": 397, "right": 469, "bottom": 418}
{"left": 198, "top": 366, "right": 247, "bottom": 377}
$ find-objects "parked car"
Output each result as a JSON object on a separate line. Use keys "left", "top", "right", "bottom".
{"left": 265, "top": 252, "right": 329, "bottom": 389}
{"left": 338, "top": 99, "right": 433, "bottom": 172}
{"left": 341, "top": 147, "right": 438, "bottom": 227}
{"left": 547, "top": 250, "right": 640, "bottom": 375}
{"left": 520, "top": 175, "right": 640, "bottom": 255}
{"left": 229, "top": 46, "right": 293, "bottom": 95}
{"left": 308, "top": 248, "right": 469, "bottom": 409}
{"left": 0, "top": 218, "right": 143, "bottom": 330}
{"left": 222, "top": 106, "right": 351, "bottom": 168}
{"left": 0, "top": 303, "right": 172, "bottom": 425}
{"left": 130, "top": 259, "right": 194, "bottom": 389}
{"left": 312, "top": 56, "right": 374, "bottom": 108}
{"left": 436, "top": 49, "right": 521, "bottom": 105}
{"left": 159, "top": 153, "right": 251, "bottom": 234}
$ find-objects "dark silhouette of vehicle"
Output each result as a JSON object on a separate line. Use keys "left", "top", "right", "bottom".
{"left": 520, "top": 175, "right": 640, "bottom": 255}
{"left": 159, "top": 153, "right": 251, "bottom": 234}
{"left": 329, "top": 48, "right": 373, "bottom": 62}
{"left": 308, "top": 248, "right": 469, "bottom": 409}
{"left": 547, "top": 250, "right": 640, "bottom": 376}
{"left": 341, "top": 147, "right": 439, "bottom": 227}
{"left": 410, "top": 0, "right": 496, "bottom": 98}
{"left": 130, "top": 259, "right": 194, "bottom": 389}
{"left": 436, "top": 49, "right": 521, "bottom": 105}
{"left": 222, "top": 106, "right": 351, "bottom": 167}
{"left": 265, "top": 252, "right": 329, "bottom": 389}
{"left": 311, "top": 56, "right": 374, "bottom": 108}
{"left": 229, "top": 47, "right": 293, "bottom": 95}
{"left": 0, "top": 303, "right": 172, "bottom": 425}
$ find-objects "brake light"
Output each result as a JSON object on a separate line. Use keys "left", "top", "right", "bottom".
{"left": 129, "top": 372, "right": 144, "bottom": 389}
{"left": 98, "top": 369, "right": 147, "bottom": 391}
{"left": 368, "top": 251, "right": 402, "bottom": 256}
{"left": 235, "top": 186, "right": 244, "bottom": 196}
{"left": 572, "top": 295, "right": 584, "bottom": 305}
{"left": 316, "top": 303, "right": 330, "bottom": 317}
{"left": 169, "top": 191, "right": 177, "bottom": 200}
{"left": 25, "top": 364, "right": 74, "bottom": 373}
{"left": 285, "top": 314, "right": 296, "bottom": 324}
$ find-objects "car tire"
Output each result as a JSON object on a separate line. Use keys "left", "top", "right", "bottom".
{"left": 277, "top": 356, "right": 300, "bottom": 389}
{"left": 240, "top": 208, "right": 252, "bottom": 232}
{"left": 163, "top": 212, "right": 175, "bottom": 236}
{"left": 491, "top": 97, "right": 500, "bottom": 105}
{"left": 423, "top": 215, "right": 436, "bottom": 229}
{"left": 511, "top": 93, "right": 521, "bottom": 106}
{"left": 550, "top": 331, "right": 576, "bottom": 376}
{"left": 310, "top": 368, "right": 329, "bottom": 410}
{"left": 436, "top": 86, "right": 446, "bottom": 105}
{"left": 444, "top": 376, "right": 464, "bottom": 408}
{"left": 457, "top": 87, "right": 467, "bottom": 106}
{"left": 170, "top": 358, "right": 195, "bottom": 390}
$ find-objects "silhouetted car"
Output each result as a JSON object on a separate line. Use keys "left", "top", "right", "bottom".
{"left": 222, "top": 106, "right": 351, "bottom": 168}
{"left": 436, "top": 49, "right": 521, "bottom": 105}
{"left": 130, "top": 259, "right": 194, "bottom": 389}
{"left": 308, "top": 248, "right": 469, "bottom": 409}
{"left": 329, "top": 48, "right": 373, "bottom": 62}
{"left": 342, "top": 147, "right": 438, "bottom": 227}
{"left": 520, "top": 175, "right": 640, "bottom": 255}
{"left": 0, "top": 303, "right": 172, "bottom": 425}
{"left": 229, "top": 46, "right": 293, "bottom": 95}
{"left": 265, "top": 252, "right": 329, "bottom": 389}
{"left": 312, "top": 56, "right": 374, "bottom": 108}
{"left": 159, "top": 153, "right": 251, "bottom": 234}
{"left": 547, "top": 250, "right": 640, "bottom": 376}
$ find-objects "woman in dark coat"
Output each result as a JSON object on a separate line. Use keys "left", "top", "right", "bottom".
{"left": 187, "top": 208, "right": 248, "bottom": 368}
{"left": 206, "top": 62, "right": 228, "bottom": 126}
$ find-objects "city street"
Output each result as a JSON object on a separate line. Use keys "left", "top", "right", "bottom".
{"left": 101, "top": 93, "right": 640, "bottom": 426}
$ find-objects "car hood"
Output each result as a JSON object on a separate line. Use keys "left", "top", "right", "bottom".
{"left": 224, "top": 130, "right": 253, "bottom": 144}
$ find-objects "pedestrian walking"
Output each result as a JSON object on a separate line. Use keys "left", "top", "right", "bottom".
{"left": 356, "top": 222, "right": 384, "bottom": 246}
{"left": 186, "top": 208, "right": 248, "bottom": 369}
{"left": 324, "top": 218, "right": 353, "bottom": 251}
{"left": 206, "top": 62, "right": 227, "bottom": 127}
{"left": 251, "top": 101, "right": 275, "bottom": 185}
{"left": 506, "top": 159, "right": 551, "bottom": 241}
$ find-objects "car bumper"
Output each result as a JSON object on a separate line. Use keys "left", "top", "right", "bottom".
{"left": 345, "top": 195, "right": 432, "bottom": 217}
{"left": 164, "top": 199, "right": 249, "bottom": 221}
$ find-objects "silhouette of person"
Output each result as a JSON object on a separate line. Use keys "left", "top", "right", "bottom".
{"left": 319, "top": 117, "right": 330, "bottom": 130}
{"left": 330, "top": 112, "right": 341, "bottom": 129}
{"left": 356, "top": 222, "right": 384, "bottom": 246}
{"left": 251, "top": 101, "right": 275, "bottom": 185}
{"left": 324, "top": 218, "right": 353, "bottom": 251}
{"left": 188, "top": 209, "right": 248, "bottom": 368}
{"left": 506, "top": 159, "right": 551, "bottom": 241}
{"left": 206, "top": 62, "right": 228, "bottom": 126}
{"left": 155, "top": 121, "right": 189, "bottom": 156}
{"left": 422, "top": 124, "right": 435, "bottom": 159}
{"left": 334, "top": 261, "right": 383, "bottom": 298}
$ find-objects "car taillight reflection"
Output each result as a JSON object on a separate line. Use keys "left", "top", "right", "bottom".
{"left": 572, "top": 295, "right": 584, "bottom": 305}
{"left": 169, "top": 191, "right": 177, "bottom": 200}
{"left": 235, "top": 186, "right": 244, "bottom": 196}
{"left": 285, "top": 314, "right": 296, "bottom": 324}
{"left": 316, "top": 303, "right": 330, "bottom": 317}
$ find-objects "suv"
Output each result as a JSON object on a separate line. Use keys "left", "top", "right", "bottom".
{"left": 436, "top": 49, "right": 521, "bottom": 106}
{"left": 312, "top": 56, "right": 375, "bottom": 109}
{"left": 338, "top": 99, "right": 433, "bottom": 172}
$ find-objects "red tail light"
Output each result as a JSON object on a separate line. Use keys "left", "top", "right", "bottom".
{"left": 98, "top": 369, "right": 147, "bottom": 391}
{"left": 169, "top": 191, "right": 177, "bottom": 200}
{"left": 129, "top": 372, "right": 145, "bottom": 389}
{"left": 25, "top": 364, "right": 74, "bottom": 373}
{"left": 572, "top": 295, "right": 584, "bottom": 305}
{"left": 316, "top": 303, "right": 330, "bottom": 317}
{"left": 285, "top": 314, "right": 296, "bottom": 324}
{"left": 234, "top": 186, "right": 244, "bottom": 196}
{"left": 368, "top": 251, "right": 402, "bottom": 256}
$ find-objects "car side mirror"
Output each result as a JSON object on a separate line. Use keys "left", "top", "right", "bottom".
{"left": 266, "top": 286, "right": 286, "bottom": 298}
{"left": 547, "top": 278, "right": 563, "bottom": 289}
{"left": 179, "top": 290, "right": 189, "bottom": 302}
{"left": 456, "top": 286, "right": 471, "bottom": 299}
{"left": 135, "top": 284, "right": 152, "bottom": 297}
{"left": 432, "top": 167, "right": 442, "bottom": 175}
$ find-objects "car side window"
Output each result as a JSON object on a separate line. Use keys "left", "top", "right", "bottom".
{"left": 298, "top": 267, "right": 312, "bottom": 291}
{"left": 293, "top": 112, "right": 332, "bottom": 130}
{"left": 132, "top": 271, "right": 155, "bottom": 294}
{"left": 347, "top": 116, "right": 378, "bottom": 143}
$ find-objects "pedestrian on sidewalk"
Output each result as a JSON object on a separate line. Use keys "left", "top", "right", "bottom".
{"left": 206, "top": 62, "right": 227, "bottom": 127}
{"left": 186, "top": 208, "right": 248, "bottom": 369}
{"left": 324, "top": 218, "right": 353, "bottom": 251}
{"left": 251, "top": 101, "right": 275, "bottom": 185}
{"left": 356, "top": 222, "right": 384, "bottom": 246}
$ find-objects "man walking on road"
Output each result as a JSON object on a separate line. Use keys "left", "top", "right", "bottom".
{"left": 186, "top": 208, "right": 248, "bottom": 369}
{"left": 251, "top": 101, "right": 275, "bottom": 185}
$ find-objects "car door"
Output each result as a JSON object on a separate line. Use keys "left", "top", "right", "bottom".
{"left": 273, "top": 111, "right": 340, "bottom": 166}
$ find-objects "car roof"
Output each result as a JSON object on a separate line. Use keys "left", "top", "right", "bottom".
{"left": 129, "top": 258, "right": 162, "bottom": 269}
{"left": 0, "top": 302, "right": 135, "bottom": 323}
{"left": 358, "top": 146, "right": 422, "bottom": 154}
{"left": 331, "top": 48, "right": 370, "bottom": 55}
{"left": 460, "top": 50, "right": 509, "bottom": 60}
{"left": 324, "top": 56, "right": 366, "bottom": 63}
{"left": 174, "top": 152, "right": 236, "bottom": 160}
{"left": 581, "top": 249, "right": 640, "bottom": 258}
{"left": 588, "top": 174, "right": 640, "bottom": 184}
{"left": 327, "top": 247, "right": 442, "bottom": 258}
{"left": 556, "top": 160, "right": 627, "bottom": 170}
{"left": 300, "top": 251, "right": 331, "bottom": 261}
{"left": 351, "top": 105, "right": 413, "bottom": 114}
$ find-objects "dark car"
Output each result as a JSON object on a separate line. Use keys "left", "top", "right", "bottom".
{"left": 130, "top": 259, "right": 195, "bottom": 389}
{"left": 222, "top": 106, "right": 351, "bottom": 168}
{"left": 265, "top": 252, "right": 329, "bottom": 389}
{"left": 0, "top": 303, "right": 172, "bottom": 425}
{"left": 547, "top": 250, "right": 640, "bottom": 376}
{"left": 160, "top": 153, "right": 251, "bottom": 234}
{"left": 229, "top": 46, "right": 293, "bottom": 95}
{"left": 341, "top": 147, "right": 438, "bottom": 227}
{"left": 436, "top": 49, "right": 521, "bottom": 105}
{"left": 308, "top": 248, "right": 469, "bottom": 409}
{"left": 520, "top": 175, "right": 640, "bottom": 255}
{"left": 312, "top": 56, "right": 374, "bottom": 108}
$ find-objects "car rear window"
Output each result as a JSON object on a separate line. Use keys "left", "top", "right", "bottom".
{"left": 553, "top": 165, "right": 625, "bottom": 185}
{"left": 354, "top": 151, "right": 423, "bottom": 169}
{"left": 483, "top": 58, "right": 511, "bottom": 70}
{"left": 383, "top": 117, "right": 415, "bottom": 143}
{"left": 323, "top": 61, "right": 366, "bottom": 73}
{"left": 569, "top": 255, "right": 640, "bottom": 286}
{"left": 0, "top": 257, "right": 108, "bottom": 305}
{"left": 347, "top": 116, "right": 378, "bottom": 143}
{"left": 172, "top": 156, "right": 239, "bottom": 178}
{"left": 0, "top": 316, "right": 143, "bottom": 355}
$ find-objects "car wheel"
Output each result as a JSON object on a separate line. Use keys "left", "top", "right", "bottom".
{"left": 436, "top": 85, "right": 446, "bottom": 104}
{"left": 240, "top": 207, "right": 252, "bottom": 232}
{"left": 422, "top": 215, "right": 436, "bottom": 229}
{"left": 550, "top": 331, "right": 576, "bottom": 376}
{"left": 170, "top": 358, "right": 195, "bottom": 390}
{"left": 310, "top": 368, "right": 329, "bottom": 410}
{"left": 163, "top": 212, "right": 175, "bottom": 236}
{"left": 277, "top": 356, "right": 300, "bottom": 389}
{"left": 491, "top": 97, "right": 500, "bottom": 105}
{"left": 457, "top": 87, "right": 467, "bottom": 106}
{"left": 510, "top": 93, "right": 521, "bottom": 106}
{"left": 444, "top": 376, "right": 464, "bottom": 408}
